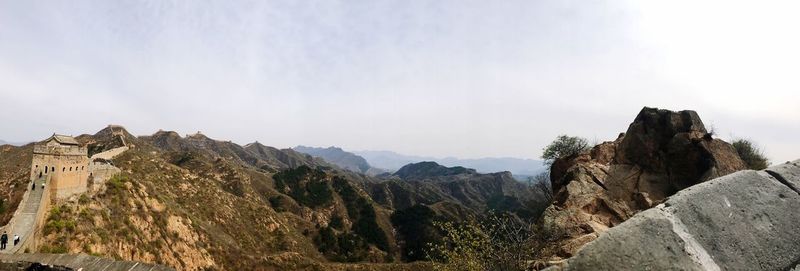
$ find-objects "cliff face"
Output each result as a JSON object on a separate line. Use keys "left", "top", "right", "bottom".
{"left": 539, "top": 107, "right": 747, "bottom": 261}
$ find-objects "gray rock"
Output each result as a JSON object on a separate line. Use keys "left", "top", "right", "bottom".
{"left": 765, "top": 160, "right": 800, "bottom": 194}
{"left": 664, "top": 170, "right": 800, "bottom": 270}
{"left": 544, "top": 208, "right": 705, "bottom": 271}
{"left": 547, "top": 168, "right": 800, "bottom": 271}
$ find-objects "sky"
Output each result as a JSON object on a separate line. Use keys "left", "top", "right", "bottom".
{"left": 0, "top": 0, "right": 798, "bottom": 163}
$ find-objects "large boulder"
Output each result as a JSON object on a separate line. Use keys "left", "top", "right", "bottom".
{"left": 538, "top": 107, "right": 747, "bottom": 263}
{"left": 545, "top": 162, "right": 800, "bottom": 270}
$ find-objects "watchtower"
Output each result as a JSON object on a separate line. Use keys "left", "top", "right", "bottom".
{"left": 29, "top": 134, "right": 90, "bottom": 199}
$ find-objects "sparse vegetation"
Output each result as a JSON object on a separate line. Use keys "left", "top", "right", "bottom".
{"left": 530, "top": 171, "right": 553, "bottom": 204}
{"left": 429, "top": 212, "right": 556, "bottom": 271}
{"left": 391, "top": 204, "right": 441, "bottom": 262}
{"left": 44, "top": 205, "right": 77, "bottom": 234}
{"left": 273, "top": 166, "right": 333, "bottom": 208}
{"left": 332, "top": 177, "right": 390, "bottom": 252}
{"left": 541, "top": 135, "right": 589, "bottom": 165}
{"left": 732, "top": 139, "right": 769, "bottom": 170}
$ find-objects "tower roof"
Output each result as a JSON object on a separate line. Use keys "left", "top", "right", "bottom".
{"left": 46, "top": 134, "right": 80, "bottom": 145}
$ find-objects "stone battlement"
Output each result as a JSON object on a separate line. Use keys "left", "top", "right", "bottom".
{"left": 33, "top": 144, "right": 87, "bottom": 157}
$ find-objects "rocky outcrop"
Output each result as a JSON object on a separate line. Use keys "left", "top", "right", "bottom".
{"left": 393, "top": 162, "right": 476, "bottom": 181}
{"left": 545, "top": 160, "right": 800, "bottom": 271}
{"left": 539, "top": 107, "right": 747, "bottom": 261}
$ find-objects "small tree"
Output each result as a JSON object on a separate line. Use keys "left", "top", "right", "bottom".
{"left": 732, "top": 139, "right": 769, "bottom": 170}
{"left": 529, "top": 171, "right": 553, "bottom": 204}
{"left": 541, "top": 135, "right": 589, "bottom": 165}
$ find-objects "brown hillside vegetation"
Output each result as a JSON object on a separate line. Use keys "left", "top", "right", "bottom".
{"left": 0, "top": 126, "right": 539, "bottom": 270}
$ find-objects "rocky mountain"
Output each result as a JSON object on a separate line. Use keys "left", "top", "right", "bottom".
{"left": 535, "top": 107, "right": 747, "bottom": 265}
{"left": 0, "top": 125, "right": 545, "bottom": 270}
{"left": 367, "top": 162, "right": 548, "bottom": 218}
{"left": 355, "top": 150, "right": 546, "bottom": 177}
{"left": 293, "top": 146, "right": 385, "bottom": 175}
{"left": 392, "top": 161, "right": 476, "bottom": 181}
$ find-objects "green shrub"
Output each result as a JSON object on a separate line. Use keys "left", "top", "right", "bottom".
{"left": 273, "top": 166, "right": 333, "bottom": 208}
{"left": 107, "top": 174, "right": 129, "bottom": 190}
{"left": 78, "top": 194, "right": 90, "bottom": 204}
{"left": 541, "top": 135, "right": 589, "bottom": 165}
{"left": 732, "top": 139, "right": 769, "bottom": 170}
{"left": 314, "top": 226, "right": 370, "bottom": 262}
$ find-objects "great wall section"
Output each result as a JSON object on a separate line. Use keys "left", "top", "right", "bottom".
{"left": 0, "top": 130, "right": 173, "bottom": 271}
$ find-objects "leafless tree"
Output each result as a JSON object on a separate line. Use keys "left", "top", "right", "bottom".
{"left": 529, "top": 171, "right": 553, "bottom": 204}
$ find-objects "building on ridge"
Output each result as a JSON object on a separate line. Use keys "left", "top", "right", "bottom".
{"left": 29, "top": 134, "right": 90, "bottom": 199}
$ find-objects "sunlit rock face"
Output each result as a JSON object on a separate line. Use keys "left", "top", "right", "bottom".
{"left": 539, "top": 107, "right": 746, "bottom": 261}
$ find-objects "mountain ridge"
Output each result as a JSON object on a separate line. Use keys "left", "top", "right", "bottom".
{"left": 0, "top": 125, "right": 544, "bottom": 270}
{"left": 355, "top": 150, "right": 546, "bottom": 177}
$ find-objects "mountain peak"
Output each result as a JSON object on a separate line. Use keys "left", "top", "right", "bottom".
{"left": 292, "top": 146, "right": 378, "bottom": 174}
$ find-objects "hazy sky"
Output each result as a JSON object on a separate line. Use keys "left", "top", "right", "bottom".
{"left": 0, "top": 1, "right": 798, "bottom": 162}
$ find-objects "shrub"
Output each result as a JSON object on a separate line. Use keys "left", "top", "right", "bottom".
{"left": 78, "top": 194, "right": 90, "bottom": 204}
{"left": 429, "top": 213, "right": 555, "bottom": 271}
{"left": 732, "top": 139, "right": 769, "bottom": 170}
{"left": 541, "top": 135, "right": 589, "bottom": 165}
{"left": 329, "top": 215, "right": 344, "bottom": 230}
{"left": 314, "top": 226, "right": 370, "bottom": 262}
{"left": 268, "top": 196, "right": 285, "bottom": 212}
{"left": 273, "top": 166, "right": 333, "bottom": 208}
{"left": 391, "top": 204, "right": 441, "bottom": 262}
{"left": 107, "top": 174, "right": 129, "bottom": 190}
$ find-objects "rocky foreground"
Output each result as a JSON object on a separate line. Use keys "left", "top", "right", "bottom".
{"left": 538, "top": 107, "right": 747, "bottom": 260}
{"left": 546, "top": 160, "right": 800, "bottom": 270}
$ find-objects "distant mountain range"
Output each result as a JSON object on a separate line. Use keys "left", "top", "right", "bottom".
{"left": 354, "top": 150, "right": 546, "bottom": 177}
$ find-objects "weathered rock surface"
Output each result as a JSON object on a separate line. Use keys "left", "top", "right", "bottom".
{"left": 539, "top": 107, "right": 747, "bottom": 260}
{"left": 545, "top": 161, "right": 800, "bottom": 270}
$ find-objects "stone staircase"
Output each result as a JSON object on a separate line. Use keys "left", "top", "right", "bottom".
{"left": 1, "top": 174, "right": 50, "bottom": 254}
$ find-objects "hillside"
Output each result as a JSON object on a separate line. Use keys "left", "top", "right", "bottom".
{"left": 0, "top": 126, "right": 545, "bottom": 270}
{"left": 293, "top": 146, "right": 385, "bottom": 176}
{"left": 0, "top": 144, "right": 33, "bottom": 226}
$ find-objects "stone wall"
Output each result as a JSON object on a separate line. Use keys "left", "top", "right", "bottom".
{"left": 545, "top": 159, "right": 800, "bottom": 271}
{"left": 30, "top": 152, "right": 89, "bottom": 200}
{"left": 87, "top": 161, "right": 120, "bottom": 193}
